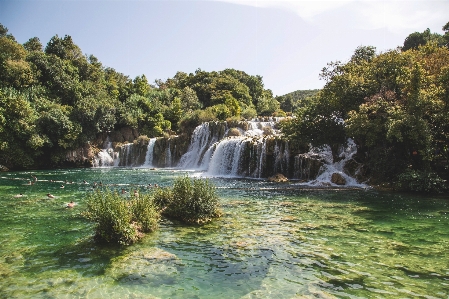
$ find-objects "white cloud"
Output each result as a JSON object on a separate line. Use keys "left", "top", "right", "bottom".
{"left": 215, "top": 0, "right": 449, "bottom": 34}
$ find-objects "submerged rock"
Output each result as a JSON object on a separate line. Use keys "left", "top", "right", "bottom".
{"left": 106, "top": 247, "right": 181, "bottom": 285}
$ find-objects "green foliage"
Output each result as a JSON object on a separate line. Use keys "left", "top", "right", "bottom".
{"left": 153, "top": 176, "right": 221, "bottom": 224}
{"left": 443, "top": 21, "right": 449, "bottom": 49}
{"left": 282, "top": 27, "right": 449, "bottom": 189}
{"left": 165, "top": 68, "right": 272, "bottom": 116}
{"left": 256, "top": 89, "right": 279, "bottom": 116}
{"left": 0, "top": 23, "right": 279, "bottom": 169}
{"left": 241, "top": 106, "right": 257, "bottom": 120}
{"left": 280, "top": 94, "right": 346, "bottom": 148}
{"left": 177, "top": 108, "right": 219, "bottom": 136}
{"left": 396, "top": 169, "right": 448, "bottom": 193}
{"left": 83, "top": 189, "right": 160, "bottom": 245}
{"left": 0, "top": 88, "right": 42, "bottom": 168}
{"left": 0, "top": 36, "right": 34, "bottom": 88}
{"left": 180, "top": 86, "right": 202, "bottom": 112}
{"left": 402, "top": 28, "right": 446, "bottom": 52}
{"left": 211, "top": 104, "right": 231, "bottom": 121}
{"left": 23, "top": 37, "right": 42, "bottom": 52}
{"left": 275, "top": 89, "right": 320, "bottom": 113}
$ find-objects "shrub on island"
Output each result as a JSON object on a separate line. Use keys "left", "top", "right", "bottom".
{"left": 153, "top": 176, "right": 222, "bottom": 224}
{"left": 83, "top": 189, "right": 160, "bottom": 245}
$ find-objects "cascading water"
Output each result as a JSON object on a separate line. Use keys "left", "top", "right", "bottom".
{"left": 92, "top": 118, "right": 365, "bottom": 186}
{"left": 143, "top": 138, "right": 156, "bottom": 167}
{"left": 254, "top": 138, "right": 267, "bottom": 178}
{"left": 178, "top": 122, "right": 225, "bottom": 169}
{"left": 165, "top": 140, "right": 172, "bottom": 167}
{"left": 93, "top": 138, "right": 116, "bottom": 167}
{"left": 207, "top": 138, "right": 246, "bottom": 177}
{"left": 303, "top": 139, "right": 366, "bottom": 187}
{"left": 178, "top": 119, "right": 279, "bottom": 178}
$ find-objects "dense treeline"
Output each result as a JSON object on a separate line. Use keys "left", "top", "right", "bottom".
{"left": 281, "top": 22, "right": 449, "bottom": 192}
{"left": 0, "top": 24, "right": 281, "bottom": 169}
{"left": 2, "top": 21, "right": 449, "bottom": 192}
{"left": 275, "top": 89, "right": 319, "bottom": 114}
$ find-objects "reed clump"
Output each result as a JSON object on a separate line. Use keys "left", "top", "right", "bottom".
{"left": 83, "top": 189, "right": 160, "bottom": 245}
{"left": 153, "top": 176, "right": 222, "bottom": 224}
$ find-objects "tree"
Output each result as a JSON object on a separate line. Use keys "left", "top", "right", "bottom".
{"left": 45, "top": 35, "right": 83, "bottom": 61}
{"left": 443, "top": 21, "right": 449, "bottom": 48}
{"left": 180, "top": 86, "right": 202, "bottom": 112}
{"left": 0, "top": 36, "right": 34, "bottom": 88}
{"left": 282, "top": 39, "right": 449, "bottom": 187}
{"left": 0, "top": 88, "right": 42, "bottom": 168}
{"left": 0, "top": 23, "right": 15, "bottom": 40}
{"left": 351, "top": 45, "right": 376, "bottom": 63}
{"left": 23, "top": 37, "right": 42, "bottom": 52}
{"left": 133, "top": 74, "right": 151, "bottom": 96}
{"left": 256, "top": 89, "right": 279, "bottom": 116}
{"left": 402, "top": 28, "right": 445, "bottom": 51}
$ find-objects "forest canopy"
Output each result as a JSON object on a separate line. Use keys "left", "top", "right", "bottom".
{"left": 0, "top": 24, "right": 281, "bottom": 169}
{"left": 0, "top": 21, "right": 448, "bottom": 192}
{"left": 280, "top": 22, "right": 449, "bottom": 191}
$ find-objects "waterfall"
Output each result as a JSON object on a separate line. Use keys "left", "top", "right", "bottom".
{"left": 207, "top": 138, "right": 246, "bottom": 177}
{"left": 255, "top": 139, "right": 267, "bottom": 178}
{"left": 143, "top": 138, "right": 156, "bottom": 167}
{"left": 93, "top": 138, "right": 116, "bottom": 167}
{"left": 165, "top": 139, "right": 172, "bottom": 167}
{"left": 283, "top": 141, "right": 289, "bottom": 174}
{"left": 178, "top": 122, "right": 223, "bottom": 169}
{"left": 178, "top": 120, "right": 277, "bottom": 177}
{"left": 91, "top": 119, "right": 365, "bottom": 186}
{"left": 304, "top": 139, "right": 365, "bottom": 187}
{"left": 118, "top": 143, "right": 133, "bottom": 167}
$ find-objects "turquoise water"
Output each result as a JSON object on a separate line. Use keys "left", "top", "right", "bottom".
{"left": 1, "top": 168, "right": 448, "bottom": 298}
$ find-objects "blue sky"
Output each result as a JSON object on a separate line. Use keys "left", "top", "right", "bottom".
{"left": 1, "top": 0, "right": 448, "bottom": 96}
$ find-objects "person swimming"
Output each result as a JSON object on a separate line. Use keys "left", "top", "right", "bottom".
{"left": 14, "top": 193, "right": 23, "bottom": 198}
{"left": 66, "top": 201, "right": 75, "bottom": 208}
{"left": 47, "top": 193, "right": 55, "bottom": 199}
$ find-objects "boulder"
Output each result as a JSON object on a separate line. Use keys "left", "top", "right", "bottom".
{"left": 331, "top": 173, "right": 346, "bottom": 185}
{"left": 268, "top": 173, "right": 289, "bottom": 182}
{"left": 226, "top": 127, "right": 241, "bottom": 137}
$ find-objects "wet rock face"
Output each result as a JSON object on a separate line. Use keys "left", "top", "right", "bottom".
{"left": 331, "top": 173, "right": 346, "bottom": 185}
{"left": 64, "top": 143, "right": 95, "bottom": 167}
{"left": 343, "top": 158, "right": 367, "bottom": 183}
{"left": 294, "top": 154, "right": 324, "bottom": 180}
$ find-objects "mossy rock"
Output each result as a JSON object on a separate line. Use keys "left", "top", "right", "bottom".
{"left": 268, "top": 173, "right": 289, "bottom": 182}
{"left": 226, "top": 127, "right": 241, "bottom": 137}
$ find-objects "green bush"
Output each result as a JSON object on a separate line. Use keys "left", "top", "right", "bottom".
{"left": 153, "top": 176, "right": 221, "bottom": 224}
{"left": 83, "top": 189, "right": 160, "bottom": 245}
{"left": 241, "top": 107, "right": 257, "bottom": 120}
{"left": 395, "top": 169, "right": 448, "bottom": 193}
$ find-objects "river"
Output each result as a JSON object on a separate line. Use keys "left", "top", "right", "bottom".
{"left": 1, "top": 167, "right": 448, "bottom": 298}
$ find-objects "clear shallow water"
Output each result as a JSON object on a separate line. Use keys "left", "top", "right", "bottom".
{"left": 1, "top": 168, "right": 448, "bottom": 298}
